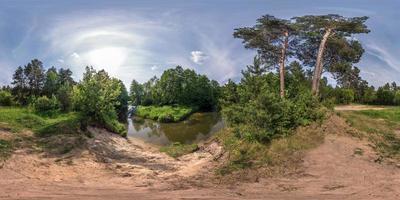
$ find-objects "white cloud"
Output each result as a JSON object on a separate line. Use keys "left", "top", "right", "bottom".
{"left": 70, "top": 52, "right": 80, "bottom": 59}
{"left": 151, "top": 65, "right": 158, "bottom": 71}
{"left": 57, "top": 59, "right": 65, "bottom": 63}
{"left": 190, "top": 51, "right": 207, "bottom": 64}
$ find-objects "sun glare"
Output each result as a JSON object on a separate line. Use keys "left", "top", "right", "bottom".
{"left": 87, "top": 47, "right": 127, "bottom": 73}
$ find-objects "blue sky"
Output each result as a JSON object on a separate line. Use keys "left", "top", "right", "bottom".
{"left": 0, "top": 0, "right": 399, "bottom": 87}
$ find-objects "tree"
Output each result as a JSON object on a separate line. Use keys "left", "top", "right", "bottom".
{"left": 11, "top": 66, "right": 27, "bottom": 105}
{"left": 58, "top": 68, "right": 75, "bottom": 86}
{"left": 72, "top": 67, "right": 126, "bottom": 136}
{"left": 115, "top": 79, "right": 129, "bottom": 122}
{"left": 24, "top": 59, "right": 45, "bottom": 97}
{"left": 43, "top": 67, "right": 59, "bottom": 97}
{"left": 234, "top": 15, "right": 297, "bottom": 98}
{"left": 294, "top": 15, "right": 370, "bottom": 95}
{"left": 129, "top": 79, "right": 144, "bottom": 106}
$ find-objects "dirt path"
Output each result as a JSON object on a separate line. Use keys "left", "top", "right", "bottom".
{"left": 335, "top": 104, "right": 388, "bottom": 111}
{"left": 1, "top": 119, "right": 400, "bottom": 199}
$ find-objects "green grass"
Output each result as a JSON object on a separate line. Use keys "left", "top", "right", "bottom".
{"left": 0, "top": 139, "right": 12, "bottom": 161}
{"left": 0, "top": 106, "right": 88, "bottom": 156}
{"left": 160, "top": 142, "right": 199, "bottom": 158}
{"left": 339, "top": 107, "right": 400, "bottom": 161}
{"left": 215, "top": 123, "right": 325, "bottom": 175}
{"left": 0, "top": 106, "right": 81, "bottom": 134}
{"left": 136, "top": 105, "right": 194, "bottom": 122}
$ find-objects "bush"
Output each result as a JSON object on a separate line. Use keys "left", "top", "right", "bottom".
{"left": 0, "top": 90, "right": 13, "bottom": 106}
{"left": 223, "top": 89, "right": 323, "bottom": 143}
{"left": 30, "top": 95, "right": 60, "bottom": 114}
{"left": 334, "top": 88, "right": 354, "bottom": 104}
{"left": 394, "top": 91, "right": 400, "bottom": 105}
{"left": 135, "top": 105, "right": 194, "bottom": 122}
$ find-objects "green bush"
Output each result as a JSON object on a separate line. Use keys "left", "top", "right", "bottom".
{"left": 334, "top": 88, "right": 354, "bottom": 104}
{"left": 393, "top": 91, "right": 400, "bottom": 105}
{"left": 135, "top": 105, "right": 194, "bottom": 122}
{"left": 0, "top": 90, "right": 13, "bottom": 106}
{"left": 223, "top": 89, "right": 323, "bottom": 143}
{"left": 30, "top": 95, "right": 60, "bottom": 114}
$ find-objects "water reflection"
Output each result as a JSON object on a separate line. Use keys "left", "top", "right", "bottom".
{"left": 127, "top": 112, "right": 223, "bottom": 146}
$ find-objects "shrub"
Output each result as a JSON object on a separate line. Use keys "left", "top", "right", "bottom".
{"left": 0, "top": 90, "right": 13, "bottom": 106}
{"left": 223, "top": 89, "right": 323, "bottom": 143}
{"left": 394, "top": 91, "right": 400, "bottom": 105}
{"left": 334, "top": 88, "right": 354, "bottom": 104}
{"left": 30, "top": 95, "right": 60, "bottom": 114}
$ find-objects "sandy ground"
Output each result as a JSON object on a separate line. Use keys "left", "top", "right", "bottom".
{"left": 334, "top": 104, "right": 388, "bottom": 111}
{"left": 1, "top": 117, "right": 400, "bottom": 200}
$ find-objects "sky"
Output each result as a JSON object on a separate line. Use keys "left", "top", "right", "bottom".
{"left": 0, "top": 0, "right": 399, "bottom": 87}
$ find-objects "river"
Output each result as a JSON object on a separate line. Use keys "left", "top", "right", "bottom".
{"left": 127, "top": 112, "right": 224, "bottom": 146}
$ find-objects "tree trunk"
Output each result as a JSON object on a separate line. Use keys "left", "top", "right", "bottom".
{"left": 312, "top": 28, "right": 332, "bottom": 96}
{"left": 279, "top": 31, "right": 289, "bottom": 98}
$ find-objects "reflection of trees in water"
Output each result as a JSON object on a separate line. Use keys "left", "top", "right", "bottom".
{"left": 130, "top": 113, "right": 222, "bottom": 144}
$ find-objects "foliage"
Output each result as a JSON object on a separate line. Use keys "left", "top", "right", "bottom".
{"left": 129, "top": 66, "right": 219, "bottom": 111}
{"left": 221, "top": 58, "right": 324, "bottom": 144}
{"left": 129, "top": 79, "right": 143, "bottom": 105}
{"left": 0, "top": 90, "right": 14, "bottom": 106}
{"left": 72, "top": 67, "right": 127, "bottom": 136}
{"left": 136, "top": 105, "right": 194, "bottom": 122}
{"left": 115, "top": 80, "right": 129, "bottom": 122}
{"left": 340, "top": 108, "right": 400, "bottom": 161}
{"left": 0, "top": 139, "right": 13, "bottom": 161}
{"left": 30, "top": 95, "right": 60, "bottom": 114}
{"left": 332, "top": 88, "right": 354, "bottom": 104}
{"left": 160, "top": 142, "right": 199, "bottom": 158}
{"left": 215, "top": 124, "right": 325, "bottom": 174}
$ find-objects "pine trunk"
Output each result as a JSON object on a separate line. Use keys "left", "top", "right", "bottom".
{"left": 311, "top": 28, "right": 332, "bottom": 96}
{"left": 279, "top": 31, "right": 289, "bottom": 98}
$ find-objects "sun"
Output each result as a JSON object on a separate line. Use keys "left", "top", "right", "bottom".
{"left": 87, "top": 47, "right": 128, "bottom": 74}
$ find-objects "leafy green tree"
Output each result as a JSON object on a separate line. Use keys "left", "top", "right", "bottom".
{"left": 115, "top": 79, "right": 129, "bottom": 122}
{"left": 72, "top": 67, "right": 126, "bottom": 136}
{"left": 56, "top": 82, "right": 73, "bottom": 112}
{"left": 0, "top": 90, "right": 13, "bottom": 106}
{"left": 294, "top": 15, "right": 370, "bottom": 95}
{"left": 129, "top": 79, "right": 143, "bottom": 105}
{"left": 234, "top": 15, "right": 297, "bottom": 98}
{"left": 376, "top": 83, "right": 396, "bottom": 105}
{"left": 58, "top": 68, "right": 75, "bottom": 86}
{"left": 11, "top": 66, "right": 27, "bottom": 105}
{"left": 43, "top": 67, "right": 59, "bottom": 97}
{"left": 24, "top": 59, "right": 45, "bottom": 97}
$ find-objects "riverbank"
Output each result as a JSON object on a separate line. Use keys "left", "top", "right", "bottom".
{"left": 1, "top": 113, "right": 400, "bottom": 199}
{"left": 135, "top": 105, "right": 195, "bottom": 122}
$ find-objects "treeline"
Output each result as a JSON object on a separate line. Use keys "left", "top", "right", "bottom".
{"left": 0, "top": 59, "right": 128, "bottom": 136}
{"left": 130, "top": 66, "right": 220, "bottom": 111}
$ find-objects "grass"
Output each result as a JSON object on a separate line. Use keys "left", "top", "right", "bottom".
{"left": 0, "top": 106, "right": 88, "bottom": 156}
{"left": 339, "top": 106, "right": 400, "bottom": 161}
{"left": 215, "top": 123, "right": 325, "bottom": 175}
{"left": 0, "top": 139, "right": 12, "bottom": 161}
{"left": 160, "top": 142, "right": 199, "bottom": 158}
{"left": 136, "top": 105, "right": 194, "bottom": 122}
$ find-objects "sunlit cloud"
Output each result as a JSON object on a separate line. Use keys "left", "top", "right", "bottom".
{"left": 190, "top": 51, "right": 207, "bottom": 64}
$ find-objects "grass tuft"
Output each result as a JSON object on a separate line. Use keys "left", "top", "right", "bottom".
{"left": 160, "top": 142, "right": 199, "bottom": 158}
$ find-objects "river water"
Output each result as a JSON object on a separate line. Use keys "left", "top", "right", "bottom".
{"left": 127, "top": 112, "right": 223, "bottom": 146}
